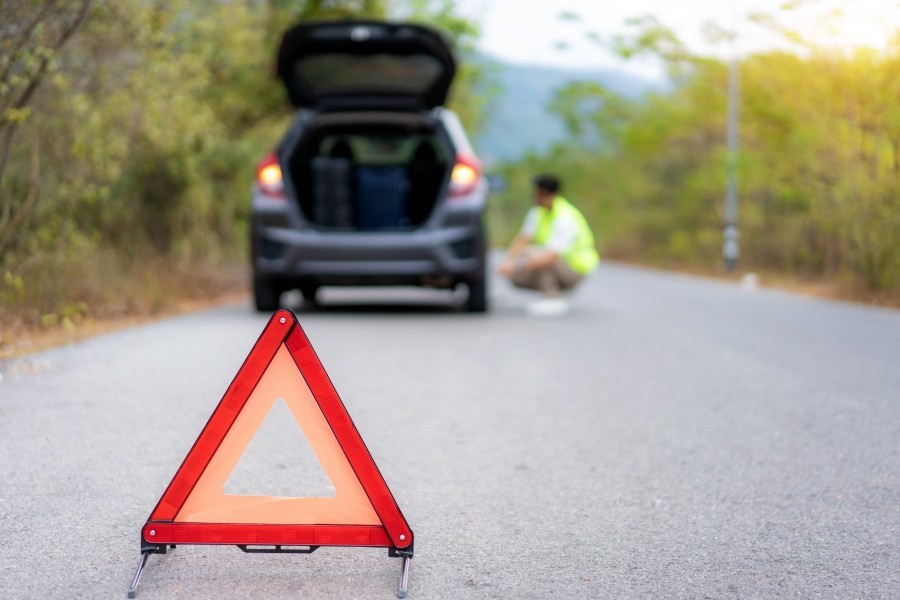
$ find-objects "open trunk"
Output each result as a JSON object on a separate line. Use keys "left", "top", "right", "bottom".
{"left": 278, "top": 21, "right": 456, "bottom": 110}
{"left": 287, "top": 114, "right": 452, "bottom": 230}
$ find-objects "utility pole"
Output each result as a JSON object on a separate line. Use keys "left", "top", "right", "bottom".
{"left": 723, "top": 0, "right": 741, "bottom": 271}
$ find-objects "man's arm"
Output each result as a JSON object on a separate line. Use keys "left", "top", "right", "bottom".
{"left": 506, "top": 233, "right": 530, "bottom": 261}
{"left": 501, "top": 243, "right": 558, "bottom": 274}
{"left": 522, "top": 248, "right": 559, "bottom": 270}
{"left": 499, "top": 233, "right": 532, "bottom": 275}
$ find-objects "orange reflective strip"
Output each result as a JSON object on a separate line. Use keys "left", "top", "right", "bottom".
{"left": 285, "top": 325, "right": 413, "bottom": 548}
{"left": 149, "top": 312, "right": 290, "bottom": 521}
{"left": 174, "top": 344, "right": 381, "bottom": 526}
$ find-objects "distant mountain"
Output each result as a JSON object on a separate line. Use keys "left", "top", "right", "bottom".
{"left": 471, "top": 57, "right": 658, "bottom": 165}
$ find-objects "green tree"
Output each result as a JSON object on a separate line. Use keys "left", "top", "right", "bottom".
{"left": 0, "top": 0, "right": 490, "bottom": 329}
{"left": 494, "top": 8, "right": 899, "bottom": 296}
{"left": 0, "top": 0, "right": 92, "bottom": 253}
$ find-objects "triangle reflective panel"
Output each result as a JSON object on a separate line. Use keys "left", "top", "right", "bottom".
{"left": 130, "top": 310, "right": 414, "bottom": 599}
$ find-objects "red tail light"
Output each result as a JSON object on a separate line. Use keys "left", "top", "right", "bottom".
{"left": 449, "top": 153, "right": 481, "bottom": 198}
{"left": 256, "top": 151, "right": 285, "bottom": 198}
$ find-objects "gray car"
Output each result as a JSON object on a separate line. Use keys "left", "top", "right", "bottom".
{"left": 250, "top": 20, "right": 489, "bottom": 312}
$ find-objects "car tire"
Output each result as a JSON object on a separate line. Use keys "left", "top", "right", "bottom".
{"left": 465, "top": 275, "right": 488, "bottom": 313}
{"left": 253, "top": 275, "right": 282, "bottom": 313}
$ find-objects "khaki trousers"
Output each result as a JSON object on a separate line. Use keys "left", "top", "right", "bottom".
{"left": 510, "top": 247, "right": 583, "bottom": 297}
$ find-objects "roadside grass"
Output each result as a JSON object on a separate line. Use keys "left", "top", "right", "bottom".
{"left": 1, "top": 258, "right": 247, "bottom": 360}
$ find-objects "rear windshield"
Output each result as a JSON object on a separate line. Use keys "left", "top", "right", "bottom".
{"left": 291, "top": 53, "right": 445, "bottom": 97}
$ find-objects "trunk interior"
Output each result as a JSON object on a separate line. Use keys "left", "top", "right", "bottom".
{"left": 287, "top": 115, "right": 451, "bottom": 231}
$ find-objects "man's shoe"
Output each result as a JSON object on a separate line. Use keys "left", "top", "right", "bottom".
{"left": 526, "top": 297, "right": 570, "bottom": 316}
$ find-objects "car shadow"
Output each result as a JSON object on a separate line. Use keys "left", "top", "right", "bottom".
{"left": 292, "top": 303, "right": 463, "bottom": 315}
{"left": 279, "top": 287, "right": 476, "bottom": 316}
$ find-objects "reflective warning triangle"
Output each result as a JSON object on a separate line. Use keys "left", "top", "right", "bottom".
{"left": 141, "top": 309, "right": 413, "bottom": 551}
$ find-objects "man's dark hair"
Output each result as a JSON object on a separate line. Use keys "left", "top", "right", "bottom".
{"left": 533, "top": 174, "right": 561, "bottom": 194}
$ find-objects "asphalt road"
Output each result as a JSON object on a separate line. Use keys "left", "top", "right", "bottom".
{"left": 1, "top": 262, "right": 899, "bottom": 599}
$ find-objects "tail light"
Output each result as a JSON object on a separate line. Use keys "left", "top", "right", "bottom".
{"left": 256, "top": 151, "right": 284, "bottom": 198}
{"left": 449, "top": 153, "right": 481, "bottom": 198}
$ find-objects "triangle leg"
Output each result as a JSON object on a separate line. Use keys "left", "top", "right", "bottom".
{"left": 398, "top": 553, "right": 411, "bottom": 598}
{"left": 127, "top": 551, "right": 152, "bottom": 598}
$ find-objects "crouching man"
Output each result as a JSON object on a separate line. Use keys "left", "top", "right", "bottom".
{"left": 499, "top": 174, "right": 599, "bottom": 314}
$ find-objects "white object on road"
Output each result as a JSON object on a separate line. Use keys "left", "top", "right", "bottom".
{"left": 740, "top": 272, "right": 760, "bottom": 291}
{"left": 526, "top": 297, "right": 570, "bottom": 316}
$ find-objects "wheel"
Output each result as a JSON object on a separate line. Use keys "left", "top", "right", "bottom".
{"left": 465, "top": 274, "right": 488, "bottom": 313}
{"left": 253, "top": 275, "right": 281, "bottom": 312}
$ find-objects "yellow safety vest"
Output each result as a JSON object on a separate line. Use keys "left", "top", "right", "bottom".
{"left": 533, "top": 196, "right": 600, "bottom": 275}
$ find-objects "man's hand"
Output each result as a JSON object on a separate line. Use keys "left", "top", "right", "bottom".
{"left": 499, "top": 261, "right": 516, "bottom": 277}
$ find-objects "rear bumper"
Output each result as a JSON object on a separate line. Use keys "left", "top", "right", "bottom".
{"left": 254, "top": 224, "right": 485, "bottom": 284}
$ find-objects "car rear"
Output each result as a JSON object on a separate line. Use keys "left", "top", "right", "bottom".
{"left": 250, "top": 21, "right": 488, "bottom": 312}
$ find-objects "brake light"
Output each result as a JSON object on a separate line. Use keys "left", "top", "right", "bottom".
{"left": 256, "top": 151, "right": 284, "bottom": 198}
{"left": 449, "top": 154, "right": 481, "bottom": 198}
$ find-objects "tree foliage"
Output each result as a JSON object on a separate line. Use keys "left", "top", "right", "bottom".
{"left": 494, "top": 10, "right": 900, "bottom": 295}
{"left": 0, "top": 0, "right": 483, "bottom": 325}
{"left": 0, "top": 0, "right": 92, "bottom": 252}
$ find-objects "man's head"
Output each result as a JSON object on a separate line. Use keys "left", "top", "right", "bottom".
{"left": 533, "top": 174, "right": 561, "bottom": 209}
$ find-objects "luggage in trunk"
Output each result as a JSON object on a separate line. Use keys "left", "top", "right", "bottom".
{"left": 354, "top": 167, "right": 410, "bottom": 230}
{"left": 310, "top": 157, "right": 354, "bottom": 228}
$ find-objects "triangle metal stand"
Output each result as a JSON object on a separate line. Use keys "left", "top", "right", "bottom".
{"left": 128, "top": 544, "right": 413, "bottom": 598}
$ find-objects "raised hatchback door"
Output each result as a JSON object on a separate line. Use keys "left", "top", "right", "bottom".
{"left": 277, "top": 20, "right": 456, "bottom": 110}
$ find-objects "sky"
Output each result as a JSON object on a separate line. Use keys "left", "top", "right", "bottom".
{"left": 455, "top": 0, "right": 900, "bottom": 78}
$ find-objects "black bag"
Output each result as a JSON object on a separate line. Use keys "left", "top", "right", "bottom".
{"left": 310, "top": 156, "right": 354, "bottom": 228}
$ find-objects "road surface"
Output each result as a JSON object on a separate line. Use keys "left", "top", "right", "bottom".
{"left": 1, "top": 262, "right": 899, "bottom": 598}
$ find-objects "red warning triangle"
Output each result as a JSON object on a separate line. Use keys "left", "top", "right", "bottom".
{"left": 141, "top": 310, "right": 413, "bottom": 551}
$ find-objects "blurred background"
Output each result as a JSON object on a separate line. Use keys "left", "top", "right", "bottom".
{"left": 1, "top": 0, "right": 898, "bottom": 345}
